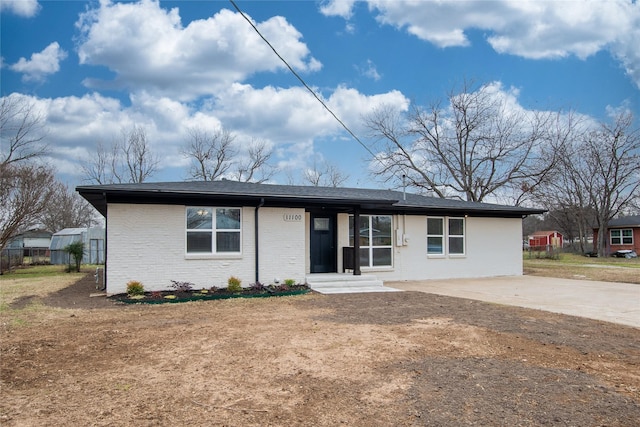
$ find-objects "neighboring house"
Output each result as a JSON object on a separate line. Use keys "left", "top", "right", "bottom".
{"left": 49, "top": 228, "right": 106, "bottom": 265}
{"left": 593, "top": 215, "right": 640, "bottom": 256}
{"left": 1, "top": 229, "right": 52, "bottom": 272}
{"left": 528, "top": 230, "right": 564, "bottom": 250}
{"left": 5, "top": 229, "right": 52, "bottom": 255}
{"left": 76, "top": 180, "right": 545, "bottom": 295}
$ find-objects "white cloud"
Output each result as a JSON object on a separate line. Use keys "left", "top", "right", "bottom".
{"left": 326, "top": 86, "right": 408, "bottom": 135}
{"left": 75, "top": 0, "right": 321, "bottom": 101}
{"left": 10, "top": 42, "right": 67, "bottom": 82}
{"left": 609, "top": 12, "right": 640, "bottom": 90}
{"left": 357, "top": 59, "right": 381, "bottom": 81}
{"left": 209, "top": 83, "right": 408, "bottom": 146}
{"left": 319, "top": 0, "right": 357, "bottom": 19}
{"left": 358, "top": 0, "right": 640, "bottom": 88}
{"left": 0, "top": 0, "right": 40, "bottom": 17}
{"left": 1, "top": 78, "right": 409, "bottom": 184}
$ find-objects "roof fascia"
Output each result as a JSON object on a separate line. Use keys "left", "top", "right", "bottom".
{"left": 78, "top": 187, "right": 544, "bottom": 218}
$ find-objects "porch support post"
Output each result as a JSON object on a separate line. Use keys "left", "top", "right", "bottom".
{"left": 353, "top": 207, "right": 361, "bottom": 276}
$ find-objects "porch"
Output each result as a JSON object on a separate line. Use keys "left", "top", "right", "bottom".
{"left": 305, "top": 273, "right": 402, "bottom": 294}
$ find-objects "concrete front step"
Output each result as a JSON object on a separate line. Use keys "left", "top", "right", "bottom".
{"left": 306, "top": 273, "right": 381, "bottom": 284}
{"left": 306, "top": 274, "right": 402, "bottom": 294}
{"left": 310, "top": 285, "right": 402, "bottom": 294}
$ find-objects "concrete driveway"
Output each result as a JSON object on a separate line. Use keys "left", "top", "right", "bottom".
{"left": 388, "top": 275, "right": 640, "bottom": 328}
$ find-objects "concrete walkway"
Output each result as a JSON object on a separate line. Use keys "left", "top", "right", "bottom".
{"left": 388, "top": 275, "right": 640, "bottom": 328}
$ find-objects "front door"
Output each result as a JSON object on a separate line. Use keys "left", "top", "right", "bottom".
{"left": 310, "top": 213, "right": 337, "bottom": 273}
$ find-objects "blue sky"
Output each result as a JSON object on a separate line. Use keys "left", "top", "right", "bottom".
{"left": 2, "top": 0, "right": 639, "bottom": 188}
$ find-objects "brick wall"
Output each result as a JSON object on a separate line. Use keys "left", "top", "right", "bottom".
{"left": 106, "top": 204, "right": 305, "bottom": 294}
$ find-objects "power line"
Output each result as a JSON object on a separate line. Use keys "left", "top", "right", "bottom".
{"left": 228, "top": 0, "right": 377, "bottom": 159}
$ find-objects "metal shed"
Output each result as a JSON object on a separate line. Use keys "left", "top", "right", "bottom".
{"left": 49, "top": 228, "right": 105, "bottom": 265}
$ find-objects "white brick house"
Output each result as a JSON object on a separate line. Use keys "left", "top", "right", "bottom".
{"left": 77, "top": 180, "right": 544, "bottom": 294}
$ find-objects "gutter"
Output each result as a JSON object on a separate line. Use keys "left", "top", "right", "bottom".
{"left": 254, "top": 198, "right": 265, "bottom": 283}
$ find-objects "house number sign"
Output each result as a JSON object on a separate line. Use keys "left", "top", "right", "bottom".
{"left": 283, "top": 213, "right": 303, "bottom": 222}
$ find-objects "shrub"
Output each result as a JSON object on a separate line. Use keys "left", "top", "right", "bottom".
{"left": 150, "top": 291, "right": 163, "bottom": 300}
{"left": 284, "top": 278, "right": 296, "bottom": 287}
{"left": 227, "top": 276, "right": 242, "bottom": 293}
{"left": 126, "top": 280, "right": 144, "bottom": 296}
{"left": 275, "top": 283, "right": 290, "bottom": 292}
{"left": 250, "top": 282, "right": 266, "bottom": 292}
{"left": 64, "top": 241, "right": 85, "bottom": 273}
{"left": 170, "top": 280, "right": 194, "bottom": 292}
{"left": 209, "top": 285, "right": 219, "bottom": 293}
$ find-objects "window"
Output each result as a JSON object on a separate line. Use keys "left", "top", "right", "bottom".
{"left": 349, "top": 215, "right": 392, "bottom": 267}
{"left": 427, "top": 216, "right": 465, "bottom": 256}
{"left": 427, "top": 217, "right": 444, "bottom": 255}
{"left": 314, "top": 218, "right": 330, "bottom": 231}
{"left": 186, "top": 207, "right": 241, "bottom": 254}
{"left": 448, "top": 218, "right": 465, "bottom": 255}
{"left": 610, "top": 229, "right": 633, "bottom": 245}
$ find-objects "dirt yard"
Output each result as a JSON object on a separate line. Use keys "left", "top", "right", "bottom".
{"left": 2, "top": 273, "right": 640, "bottom": 426}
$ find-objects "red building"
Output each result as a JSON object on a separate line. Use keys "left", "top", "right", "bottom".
{"left": 528, "top": 230, "right": 564, "bottom": 250}
{"left": 593, "top": 215, "right": 640, "bottom": 256}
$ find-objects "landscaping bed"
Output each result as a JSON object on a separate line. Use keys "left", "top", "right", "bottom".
{"left": 110, "top": 285, "right": 310, "bottom": 304}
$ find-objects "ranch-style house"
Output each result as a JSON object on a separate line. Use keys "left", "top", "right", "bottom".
{"left": 76, "top": 180, "right": 545, "bottom": 294}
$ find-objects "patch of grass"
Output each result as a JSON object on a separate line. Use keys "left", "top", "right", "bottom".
{"left": 0, "top": 264, "right": 63, "bottom": 279}
{"left": 524, "top": 252, "right": 640, "bottom": 284}
{"left": 0, "top": 264, "right": 102, "bottom": 280}
{"left": 9, "top": 317, "right": 29, "bottom": 327}
{"left": 524, "top": 252, "right": 640, "bottom": 268}
{"left": 0, "top": 269, "right": 84, "bottom": 307}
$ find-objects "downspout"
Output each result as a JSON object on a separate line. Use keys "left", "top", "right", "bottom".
{"left": 353, "top": 207, "right": 361, "bottom": 276}
{"left": 102, "top": 192, "right": 107, "bottom": 291}
{"left": 254, "top": 198, "right": 265, "bottom": 283}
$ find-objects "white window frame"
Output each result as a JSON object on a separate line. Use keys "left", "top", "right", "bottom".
{"left": 610, "top": 229, "right": 633, "bottom": 245}
{"left": 448, "top": 217, "right": 466, "bottom": 256}
{"left": 349, "top": 214, "right": 393, "bottom": 268}
{"left": 185, "top": 207, "right": 242, "bottom": 255}
{"left": 427, "top": 217, "right": 445, "bottom": 256}
{"left": 427, "top": 216, "right": 466, "bottom": 257}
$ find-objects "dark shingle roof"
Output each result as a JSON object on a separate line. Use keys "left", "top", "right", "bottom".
{"left": 77, "top": 180, "right": 545, "bottom": 217}
{"left": 607, "top": 215, "right": 640, "bottom": 227}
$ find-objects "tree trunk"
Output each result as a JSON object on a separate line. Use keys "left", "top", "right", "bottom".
{"left": 597, "top": 224, "right": 608, "bottom": 257}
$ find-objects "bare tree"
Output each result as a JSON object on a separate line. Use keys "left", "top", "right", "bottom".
{"left": 82, "top": 125, "right": 158, "bottom": 184}
{"left": 366, "top": 81, "right": 561, "bottom": 203}
{"left": 571, "top": 111, "right": 640, "bottom": 256}
{"left": 0, "top": 96, "right": 48, "bottom": 166}
{"left": 39, "top": 182, "right": 99, "bottom": 232}
{"left": 302, "top": 159, "right": 349, "bottom": 187}
{"left": 0, "top": 96, "right": 55, "bottom": 254}
{"left": 182, "top": 129, "right": 277, "bottom": 183}
{"left": 82, "top": 140, "right": 111, "bottom": 185}
{"left": 232, "top": 139, "right": 276, "bottom": 183}
{"left": 182, "top": 127, "right": 236, "bottom": 181}
{"left": 0, "top": 163, "right": 56, "bottom": 252}
{"left": 119, "top": 125, "right": 158, "bottom": 183}
{"left": 530, "top": 112, "right": 596, "bottom": 252}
